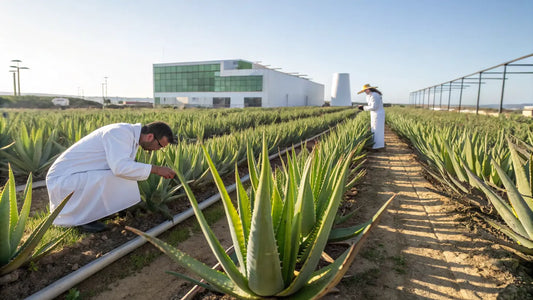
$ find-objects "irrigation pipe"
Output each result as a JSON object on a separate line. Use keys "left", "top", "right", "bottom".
{"left": 25, "top": 128, "right": 333, "bottom": 300}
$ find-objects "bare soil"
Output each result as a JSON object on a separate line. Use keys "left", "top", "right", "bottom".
{"left": 2, "top": 127, "right": 532, "bottom": 300}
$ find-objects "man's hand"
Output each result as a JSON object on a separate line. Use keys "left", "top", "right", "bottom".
{"left": 151, "top": 165, "right": 176, "bottom": 179}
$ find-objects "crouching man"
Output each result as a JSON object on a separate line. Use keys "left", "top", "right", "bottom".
{"left": 46, "top": 122, "right": 176, "bottom": 232}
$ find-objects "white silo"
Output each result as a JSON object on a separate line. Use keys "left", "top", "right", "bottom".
{"left": 330, "top": 73, "right": 351, "bottom": 106}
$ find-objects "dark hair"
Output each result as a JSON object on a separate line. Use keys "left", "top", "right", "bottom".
{"left": 141, "top": 121, "right": 175, "bottom": 144}
{"left": 369, "top": 88, "right": 382, "bottom": 96}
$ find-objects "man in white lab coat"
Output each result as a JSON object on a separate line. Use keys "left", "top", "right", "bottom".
{"left": 46, "top": 122, "right": 176, "bottom": 232}
{"left": 357, "top": 84, "right": 385, "bottom": 150}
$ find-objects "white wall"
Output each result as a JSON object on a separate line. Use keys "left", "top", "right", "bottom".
{"left": 263, "top": 70, "right": 324, "bottom": 107}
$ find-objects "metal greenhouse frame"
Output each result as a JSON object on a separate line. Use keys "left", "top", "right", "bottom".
{"left": 409, "top": 53, "right": 533, "bottom": 114}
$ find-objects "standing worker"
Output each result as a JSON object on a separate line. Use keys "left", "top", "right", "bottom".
{"left": 46, "top": 121, "right": 177, "bottom": 232}
{"left": 357, "top": 84, "right": 385, "bottom": 150}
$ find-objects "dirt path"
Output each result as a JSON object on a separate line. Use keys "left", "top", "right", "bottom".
{"left": 84, "top": 127, "right": 530, "bottom": 299}
{"left": 324, "top": 127, "right": 529, "bottom": 299}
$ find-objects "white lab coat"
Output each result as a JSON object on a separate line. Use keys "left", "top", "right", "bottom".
{"left": 46, "top": 123, "right": 152, "bottom": 226}
{"left": 363, "top": 92, "right": 385, "bottom": 149}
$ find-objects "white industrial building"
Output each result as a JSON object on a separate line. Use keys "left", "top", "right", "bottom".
{"left": 153, "top": 59, "right": 324, "bottom": 108}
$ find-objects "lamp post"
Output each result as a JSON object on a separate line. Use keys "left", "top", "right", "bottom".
{"left": 104, "top": 76, "right": 108, "bottom": 100}
{"left": 9, "top": 70, "right": 17, "bottom": 96}
{"left": 10, "top": 60, "right": 29, "bottom": 96}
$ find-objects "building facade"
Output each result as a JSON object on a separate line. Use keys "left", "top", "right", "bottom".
{"left": 153, "top": 59, "right": 324, "bottom": 108}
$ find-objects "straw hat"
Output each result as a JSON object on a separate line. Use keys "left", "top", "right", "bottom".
{"left": 357, "top": 84, "right": 378, "bottom": 94}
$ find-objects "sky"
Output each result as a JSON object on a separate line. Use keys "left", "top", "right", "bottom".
{"left": 1, "top": 0, "right": 532, "bottom": 104}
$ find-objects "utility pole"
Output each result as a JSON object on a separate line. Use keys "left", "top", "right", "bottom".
{"left": 102, "top": 83, "right": 105, "bottom": 103}
{"left": 9, "top": 70, "right": 17, "bottom": 96}
{"left": 104, "top": 76, "right": 108, "bottom": 100}
{"left": 10, "top": 60, "right": 29, "bottom": 96}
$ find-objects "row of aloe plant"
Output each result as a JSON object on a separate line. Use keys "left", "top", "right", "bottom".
{"left": 128, "top": 113, "right": 393, "bottom": 299}
{"left": 134, "top": 108, "right": 356, "bottom": 216}
{"left": 387, "top": 107, "right": 533, "bottom": 252}
{"left": 0, "top": 106, "right": 347, "bottom": 145}
{"left": 0, "top": 107, "right": 355, "bottom": 181}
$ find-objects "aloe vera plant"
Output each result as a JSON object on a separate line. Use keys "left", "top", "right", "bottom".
{"left": 0, "top": 165, "right": 73, "bottom": 275}
{"left": 137, "top": 151, "right": 184, "bottom": 219}
{"left": 128, "top": 134, "right": 394, "bottom": 298}
{"left": 0, "top": 124, "right": 65, "bottom": 179}
{"left": 461, "top": 140, "right": 533, "bottom": 250}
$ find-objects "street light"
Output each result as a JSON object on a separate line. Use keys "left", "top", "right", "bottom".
{"left": 10, "top": 60, "right": 29, "bottom": 96}
{"left": 104, "top": 76, "right": 108, "bottom": 100}
{"left": 9, "top": 70, "right": 17, "bottom": 96}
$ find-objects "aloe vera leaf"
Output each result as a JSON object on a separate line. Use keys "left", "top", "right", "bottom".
{"left": 174, "top": 169, "right": 250, "bottom": 293}
{"left": 246, "top": 141, "right": 284, "bottom": 296}
{"left": 126, "top": 227, "right": 258, "bottom": 299}
{"left": 202, "top": 145, "right": 247, "bottom": 273}
{"left": 235, "top": 166, "right": 251, "bottom": 246}
{"left": 165, "top": 271, "right": 222, "bottom": 294}
{"left": 462, "top": 162, "right": 529, "bottom": 238}
{"left": 492, "top": 160, "right": 533, "bottom": 239}
{"left": 482, "top": 217, "right": 533, "bottom": 249}
{"left": 508, "top": 138, "right": 531, "bottom": 195}
{"left": 328, "top": 221, "right": 370, "bottom": 242}
{"left": 0, "top": 172, "right": 12, "bottom": 264}
{"left": 10, "top": 173, "right": 32, "bottom": 254}
{"left": 277, "top": 151, "right": 354, "bottom": 296}
{"left": 297, "top": 156, "right": 316, "bottom": 236}
{"left": 30, "top": 228, "right": 73, "bottom": 262}
{"left": 280, "top": 156, "right": 298, "bottom": 284}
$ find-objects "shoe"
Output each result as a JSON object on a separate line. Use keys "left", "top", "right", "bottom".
{"left": 78, "top": 221, "right": 109, "bottom": 233}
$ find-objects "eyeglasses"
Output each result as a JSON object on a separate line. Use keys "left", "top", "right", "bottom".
{"left": 154, "top": 137, "right": 163, "bottom": 148}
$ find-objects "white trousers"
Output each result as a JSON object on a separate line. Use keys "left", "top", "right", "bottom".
{"left": 370, "top": 110, "right": 385, "bottom": 149}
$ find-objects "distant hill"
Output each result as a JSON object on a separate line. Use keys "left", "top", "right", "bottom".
{"left": 0, "top": 95, "right": 102, "bottom": 109}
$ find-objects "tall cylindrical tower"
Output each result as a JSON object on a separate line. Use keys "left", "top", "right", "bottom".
{"left": 330, "top": 73, "right": 351, "bottom": 106}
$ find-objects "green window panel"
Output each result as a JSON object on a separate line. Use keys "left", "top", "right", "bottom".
{"left": 154, "top": 64, "right": 261, "bottom": 93}
{"left": 237, "top": 61, "right": 252, "bottom": 70}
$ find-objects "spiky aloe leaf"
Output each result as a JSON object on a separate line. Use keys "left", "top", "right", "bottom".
{"left": 202, "top": 145, "right": 247, "bottom": 275}
{"left": 246, "top": 140, "right": 284, "bottom": 296}
{"left": 444, "top": 142, "right": 468, "bottom": 183}
{"left": 492, "top": 159, "right": 533, "bottom": 239}
{"left": 173, "top": 169, "right": 251, "bottom": 293}
{"left": 10, "top": 172, "right": 32, "bottom": 254}
{"left": 328, "top": 221, "right": 369, "bottom": 242}
{"left": 126, "top": 227, "right": 258, "bottom": 299}
{"left": 235, "top": 165, "right": 251, "bottom": 246}
{"left": 279, "top": 153, "right": 299, "bottom": 284}
{"left": 462, "top": 159, "right": 529, "bottom": 238}
{"left": 246, "top": 142, "right": 259, "bottom": 192}
{"left": 297, "top": 155, "right": 316, "bottom": 236}
{"left": 166, "top": 271, "right": 220, "bottom": 293}
{"left": 0, "top": 169, "right": 14, "bottom": 264}
{"left": 30, "top": 228, "right": 73, "bottom": 262}
{"left": 481, "top": 216, "right": 533, "bottom": 249}
{"left": 507, "top": 138, "right": 533, "bottom": 211}
{"left": 277, "top": 150, "right": 355, "bottom": 296}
